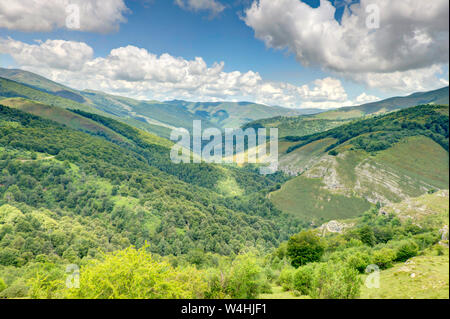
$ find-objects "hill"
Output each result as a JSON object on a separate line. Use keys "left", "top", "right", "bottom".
{"left": 270, "top": 105, "right": 449, "bottom": 222}
{"left": 0, "top": 68, "right": 305, "bottom": 137}
{"left": 167, "top": 100, "right": 304, "bottom": 129}
{"left": 0, "top": 103, "right": 297, "bottom": 258}
{"left": 315, "top": 86, "right": 449, "bottom": 120}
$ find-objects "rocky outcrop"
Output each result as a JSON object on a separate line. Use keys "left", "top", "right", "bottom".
{"left": 318, "top": 220, "right": 353, "bottom": 235}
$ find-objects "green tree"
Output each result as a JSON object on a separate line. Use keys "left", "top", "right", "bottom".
{"left": 309, "top": 262, "right": 361, "bottom": 299}
{"left": 226, "top": 253, "right": 268, "bottom": 299}
{"left": 287, "top": 230, "right": 325, "bottom": 268}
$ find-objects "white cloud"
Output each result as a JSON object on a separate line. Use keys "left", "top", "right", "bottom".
{"left": 355, "top": 93, "right": 380, "bottom": 104}
{"left": 175, "top": 0, "right": 225, "bottom": 16}
{"left": 243, "top": 0, "right": 449, "bottom": 93}
{"left": 0, "top": 0, "right": 128, "bottom": 33}
{"left": 0, "top": 37, "right": 372, "bottom": 109}
{"left": 0, "top": 38, "right": 93, "bottom": 71}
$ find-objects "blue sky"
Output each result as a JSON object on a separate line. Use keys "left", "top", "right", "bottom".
{"left": 0, "top": 0, "right": 448, "bottom": 108}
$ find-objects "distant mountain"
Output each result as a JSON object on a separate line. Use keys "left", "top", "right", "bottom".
{"left": 164, "top": 100, "right": 309, "bottom": 128}
{"left": 315, "top": 86, "right": 449, "bottom": 120}
{"left": 0, "top": 68, "right": 308, "bottom": 137}
{"left": 244, "top": 86, "right": 449, "bottom": 139}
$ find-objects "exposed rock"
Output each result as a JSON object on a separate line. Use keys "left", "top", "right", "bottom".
{"left": 318, "top": 220, "right": 353, "bottom": 235}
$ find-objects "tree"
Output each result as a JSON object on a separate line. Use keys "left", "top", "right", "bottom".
{"left": 287, "top": 230, "right": 325, "bottom": 268}
{"left": 64, "top": 246, "right": 207, "bottom": 299}
{"left": 395, "top": 240, "right": 419, "bottom": 262}
{"left": 226, "top": 253, "right": 268, "bottom": 299}
{"left": 309, "top": 262, "right": 361, "bottom": 299}
{"left": 358, "top": 226, "right": 376, "bottom": 246}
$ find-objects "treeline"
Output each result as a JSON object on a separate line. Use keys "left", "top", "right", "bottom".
{"left": 285, "top": 105, "right": 449, "bottom": 154}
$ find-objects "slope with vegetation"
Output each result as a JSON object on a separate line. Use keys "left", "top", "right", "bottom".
{"left": 270, "top": 105, "right": 449, "bottom": 222}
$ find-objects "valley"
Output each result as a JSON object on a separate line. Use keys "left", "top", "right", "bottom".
{"left": 0, "top": 70, "right": 448, "bottom": 300}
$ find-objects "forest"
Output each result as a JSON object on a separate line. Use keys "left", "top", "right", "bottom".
{"left": 0, "top": 103, "right": 448, "bottom": 299}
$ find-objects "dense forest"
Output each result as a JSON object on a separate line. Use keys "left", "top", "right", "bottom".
{"left": 285, "top": 105, "right": 449, "bottom": 155}
{"left": 0, "top": 103, "right": 448, "bottom": 299}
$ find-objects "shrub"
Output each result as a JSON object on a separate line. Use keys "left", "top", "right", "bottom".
{"left": 278, "top": 266, "right": 295, "bottom": 291}
{"left": 0, "top": 278, "right": 6, "bottom": 293}
{"left": 64, "top": 246, "right": 207, "bottom": 299}
{"left": 226, "top": 253, "right": 268, "bottom": 299}
{"left": 358, "top": 226, "right": 376, "bottom": 247}
{"left": 372, "top": 248, "right": 396, "bottom": 269}
{"left": 346, "top": 251, "right": 372, "bottom": 273}
{"left": 395, "top": 240, "right": 419, "bottom": 262}
{"left": 292, "top": 265, "right": 314, "bottom": 295}
{"left": 287, "top": 230, "right": 325, "bottom": 268}
{"left": 0, "top": 281, "right": 29, "bottom": 298}
{"left": 309, "top": 262, "right": 362, "bottom": 299}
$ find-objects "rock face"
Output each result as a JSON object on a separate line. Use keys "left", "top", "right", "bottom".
{"left": 319, "top": 220, "right": 353, "bottom": 235}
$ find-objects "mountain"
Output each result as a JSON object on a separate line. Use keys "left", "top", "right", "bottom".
{"left": 270, "top": 104, "right": 449, "bottom": 223}
{"left": 0, "top": 102, "right": 295, "bottom": 260}
{"left": 315, "top": 86, "right": 449, "bottom": 120}
{"left": 165, "top": 100, "right": 305, "bottom": 128}
{"left": 0, "top": 68, "right": 305, "bottom": 138}
{"left": 243, "top": 86, "right": 449, "bottom": 139}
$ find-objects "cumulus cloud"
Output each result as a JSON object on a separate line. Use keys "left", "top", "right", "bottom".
{"left": 243, "top": 0, "right": 449, "bottom": 93}
{"left": 355, "top": 93, "right": 380, "bottom": 104}
{"left": 1, "top": 37, "right": 370, "bottom": 109}
{"left": 175, "top": 0, "right": 225, "bottom": 16}
{"left": 0, "top": 0, "right": 128, "bottom": 33}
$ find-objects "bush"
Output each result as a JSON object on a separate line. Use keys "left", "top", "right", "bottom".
{"left": 0, "top": 281, "right": 29, "bottom": 298}
{"left": 0, "top": 278, "right": 6, "bottom": 293}
{"left": 372, "top": 248, "right": 396, "bottom": 269}
{"left": 395, "top": 240, "right": 419, "bottom": 262}
{"left": 309, "top": 262, "right": 362, "bottom": 299}
{"left": 292, "top": 265, "right": 314, "bottom": 295}
{"left": 345, "top": 251, "right": 372, "bottom": 273}
{"left": 278, "top": 266, "right": 295, "bottom": 291}
{"left": 287, "top": 230, "right": 325, "bottom": 268}
{"left": 63, "top": 246, "right": 207, "bottom": 299}
{"left": 358, "top": 226, "right": 376, "bottom": 247}
{"left": 226, "top": 253, "right": 268, "bottom": 299}
{"left": 204, "top": 268, "right": 228, "bottom": 299}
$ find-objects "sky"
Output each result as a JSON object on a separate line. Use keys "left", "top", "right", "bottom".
{"left": 0, "top": 0, "right": 448, "bottom": 109}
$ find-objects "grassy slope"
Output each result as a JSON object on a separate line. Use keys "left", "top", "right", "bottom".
{"left": 361, "top": 254, "right": 449, "bottom": 299}
{"left": 0, "top": 98, "right": 128, "bottom": 142}
{"left": 276, "top": 105, "right": 449, "bottom": 206}
{"left": 0, "top": 77, "right": 98, "bottom": 114}
{"left": 269, "top": 176, "right": 371, "bottom": 222}
{"left": 271, "top": 105, "right": 449, "bottom": 222}
{"left": 315, "top": 86, "right": 449, "bottom": 120}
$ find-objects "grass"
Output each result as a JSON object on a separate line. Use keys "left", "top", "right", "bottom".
{"left": 260, "top": 286, "right": 307, "bottom": 299}
{"left": 374, "top": 135, "right": 449, "bottom": 191}
{"left": 361, "top": 254, "right": 449, "bottom": 299}
{"left": 279, "top": 138, "right": 337, "bottom": 174}
{"left": 270, "top": 176, "right": 371, "bottom": 222}
{"left": 0, "top": 98, "right": 129, "bottom": 143}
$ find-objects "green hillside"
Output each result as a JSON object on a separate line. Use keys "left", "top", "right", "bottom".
{"left": 0, "top": 68, "right": 306, "bottom": 137}
{"left": 0, "top": 68, "right": 86, "bottom": 103}
{"left": 271, "top": 105, "right": 449, "bottom": 221}
{"left": 243, "top": 116, "right": 349, "bottom": 138}
{"left": 315, "top": 86, "right": 449, "bottom": 120}
{"left": 0, "top": 77, "right": 98, "bottom": 114}
{"left": 170, "top": 100, "right": 303, "bottom": 128}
